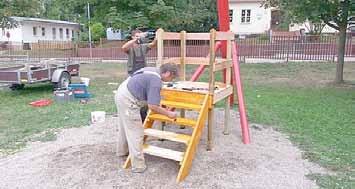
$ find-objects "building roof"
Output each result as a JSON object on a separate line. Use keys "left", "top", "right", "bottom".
{"left": 11, "top": 16, "right": 80, "bottom": 26}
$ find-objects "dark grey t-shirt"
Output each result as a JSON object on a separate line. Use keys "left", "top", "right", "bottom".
{"left": 127, "top": 67, "right": 162, "bottom": 105}
{"left": 127, "top": 44, "right": 150, "bottom": 75}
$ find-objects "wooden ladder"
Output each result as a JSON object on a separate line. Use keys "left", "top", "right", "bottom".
{"left": 123, "top": 92, "right": 210, "bottom": 182}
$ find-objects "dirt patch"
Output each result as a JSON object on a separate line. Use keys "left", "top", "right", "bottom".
{"left": 0, "top": 110, "right": 328, "bottom": 188}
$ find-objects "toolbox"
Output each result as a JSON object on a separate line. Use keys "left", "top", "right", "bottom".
{"left": 53, "top": 89, "right": 74, "bottom": 102}
{"left": 68, "top": 83, "right": 91, "bottom": 98}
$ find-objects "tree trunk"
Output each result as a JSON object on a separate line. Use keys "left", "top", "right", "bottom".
{"left": 335, "top": 25, "right": 347, "bottom": 84}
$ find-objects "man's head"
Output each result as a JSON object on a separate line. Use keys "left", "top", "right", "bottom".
{"left": 131, "top": 29, "right": 143, "bottom": 40}
{"left": 160, "top": 63, "right": 179, "bottom": 82}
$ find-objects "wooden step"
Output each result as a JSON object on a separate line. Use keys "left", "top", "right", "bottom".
{"left": 148, "top": 114, "right": 197, "bottom": 127}
{"left": 143, "top": 144, "right": 184, "bottom": 162}
{"left": 161, "top": 100, "right": 201, "bottom": 111}
{"left": 144, "top": 128, "right": 191, "bottom": 145}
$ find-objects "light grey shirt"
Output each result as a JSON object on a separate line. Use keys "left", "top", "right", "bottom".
{"left": 127, "top": 67, "right": 162, "bottom": 105}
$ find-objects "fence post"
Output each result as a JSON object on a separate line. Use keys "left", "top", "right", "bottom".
{"left": 286, "top": 42, "right": 289, "bottom": 63}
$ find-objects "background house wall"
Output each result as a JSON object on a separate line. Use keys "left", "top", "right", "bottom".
{"left": 0, "top": 26, "right": 23, "bottom": 42}
{"left": 289, "top": 22, "right": 338, "bottom": 34}
{"left": 21, "top": 22, "right": 79, "bottom": 43}
{"left": 229, "top": 0, "right": 271, "bottom": 35}
{"left": 0, "top": 17, "right": 80, "bottom": 43}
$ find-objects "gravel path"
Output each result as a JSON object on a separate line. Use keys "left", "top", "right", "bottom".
{"left": 0, "top": 110, "right": 327, "bottom": 189}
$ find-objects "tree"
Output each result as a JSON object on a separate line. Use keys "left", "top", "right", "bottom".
{"left": 265, "top": 0, "right": 355, "bottom": 84}
{"left": 0, "top": 0, "right": 42, "bottom": 29}
{"left": 40, "top": 0, "right": 87, "bottom": 23}
{"left": 97, "top": 0, "right": 217, "bottom": 32}
{"left": 91, "top": 22, "right": 105, "bottom": 41}
{"left": 39, "top": 0, "right": 218, "bottom": 32}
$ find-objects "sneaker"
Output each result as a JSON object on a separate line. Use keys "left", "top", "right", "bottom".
{"left": 131, "top": 166, "right": 147, "bottom": 173}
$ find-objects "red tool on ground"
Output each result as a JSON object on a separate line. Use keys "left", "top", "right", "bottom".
{"left": 29, "top": 99, "right": 53, "bottom": 107}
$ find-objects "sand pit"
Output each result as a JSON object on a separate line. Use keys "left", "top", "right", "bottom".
{"left": 0, "top": 110, "right": 327, "bottom": 189}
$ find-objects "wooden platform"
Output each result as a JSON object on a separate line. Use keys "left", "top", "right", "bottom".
{"left": 162, "top": 81, "right": 233, "bottom": 105}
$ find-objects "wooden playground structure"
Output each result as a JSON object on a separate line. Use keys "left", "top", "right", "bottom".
{"left": 123, "top": 28, "right": 250, "bottom": 182}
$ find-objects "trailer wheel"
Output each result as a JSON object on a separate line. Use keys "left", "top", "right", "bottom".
{"left": 10, "top": 84, "right": 25, "bottom": 90}
{"left": 54, "top": 72, "right": 71, "bottom": 90}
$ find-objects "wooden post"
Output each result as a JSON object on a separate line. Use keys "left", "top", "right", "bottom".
{"left": 223, "top": 37, "right": 232, "bottom": 135}
{"left": 180, "top": 31, "right": 187, "bottom": 129}
{"left": 156, "top": 28, "right": 165, "bottom": 131}
{"left": 180, "top": 31, "right": 186, "bottom": 80}
{"left": 156, "top": 28, "right": 164, "bottom": 67}
{"left": 207, "top": 29, "right": 216, "bottom": 151}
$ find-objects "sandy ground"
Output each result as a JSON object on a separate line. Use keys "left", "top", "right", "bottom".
{"left": 0, "top": 110, "right": 327, "bottom": 189}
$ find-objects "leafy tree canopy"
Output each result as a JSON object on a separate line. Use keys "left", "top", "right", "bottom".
{"left": 264, "top": 0, "right": 354, "bottom": 31}
{"left": 0, "top": 0, "right": 42, "bottom": 28}
{"left": 42, "top": 0, "right": 217, "bottom": 32}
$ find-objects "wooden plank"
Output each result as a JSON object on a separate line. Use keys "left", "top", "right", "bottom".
{"left": 180, "top": 31, "right": 186, "bottom": 80}
{"left": 207, "top": 29, "right": 216, "bottom": 153}
{"left": 185, "top": 33, "right": 210, "bottom": 40}
{"left": 148, "top": 114, "right": 197, "bottom": 127}
{"left": 143, "top": 144, "right": 184, "bottom": 162}
{"left": 184, "top": 58, "right": 209, "bottom": 65}
{"left": 157, "top": 28, "right": 164, "bottom": 67}
{"left": 208, "top": 29, "right": 216, "bottom": 95}
{"left": 163, "top": 57, "right": 210, "bottom": 65}
{"left": 165, "top": 57, "right": 230, "bottom": 66}
{"left": 223, "top": 97, "right": 231, "bottom": 135}
{"left": 216, "top": 31, "right": 235, "bottom": 41}
{"left": 213, "top": 85, "right": 233, "bottom": 104}
{"left": 162, "top": 57, "right": 180, "bottom": 64}
{"left": 161, "top": 89, "right": 206, "bottom": 104}
{"left": 144, "top": 128, "right": 191, "bottom": 145}
{"left": 177, "top": 95, "right": 209, "bottom": 182}
{"left": 207, "top": 108, "right": 214, "bottom": 151}
{"left": 213, "top": 60, "right": 232, "bottom": 72}
{"left": 224, "top": 40, "right": 232, "bottom": 135}
{"left": 123, "top": 155, "right": 131, "bottom": 169}
{"left": 162, "top": 32, "right": 181, "bottom": 40}
{"left": 161, "top": 100, "right": 202, "bottom": 110}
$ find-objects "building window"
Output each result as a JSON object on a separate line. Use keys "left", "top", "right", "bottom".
{"left": 33, "top": 27, "right": 37, "bottom": 36}
{"left": 41, "top": 27, "right": 45, "bottom": 36}
{"left": 59, "top": 28, "right": 63, "bottom": 39}
{"left": 72, "top": 30, "right": 75, "bottom": 40}
{"left": 52, "top": 28, "right": 56, "bottom": 40}
{"left": 229, "top": 10, "right": 233, "bottom": 22}
{"left": 66, "top": 28, "right": 69, "bottom": 39}
{"left": 241, "top": 9, "right": 251, "bottom": 23}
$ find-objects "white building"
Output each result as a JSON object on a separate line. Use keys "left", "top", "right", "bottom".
{"left": 106, "top": 28, "right": 123, "bottom": 40}
{"left": 289, "top": 22, "right": 338, "bottom": 34}
{"left": 0, "top": 17, "right": 80, "bottom": 43}
{"left": 229, "top": 0, "right": 271, "bottom": 35}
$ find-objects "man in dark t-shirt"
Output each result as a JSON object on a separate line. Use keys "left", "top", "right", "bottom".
{"left": 122, "top": 29, "right": 157, "bottom": 122}
{"left": 114, "top": 63, "right": 179, "bottom": 173}
{"left": 122, "top": 29, "right": 157, "bottom": 75}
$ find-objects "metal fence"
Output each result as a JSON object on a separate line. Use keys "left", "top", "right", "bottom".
{"left": 0, "top": 34, "right": 354, "bottom": 63}
{"left": 236, "top": 34, "right": 354, "bottom": 62}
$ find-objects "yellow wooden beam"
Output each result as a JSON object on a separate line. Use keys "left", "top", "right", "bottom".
{"left": 176, "top": 94, "right": 209, "bottom": 182}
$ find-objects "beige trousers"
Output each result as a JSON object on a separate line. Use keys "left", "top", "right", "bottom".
{"left": 115, "top": 78, "right": 146, "bottom": 169}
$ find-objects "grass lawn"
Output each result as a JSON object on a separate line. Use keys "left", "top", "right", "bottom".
{"left": 0, "top": 62, "right": 354, "bottom": 188}
{"left": 239, "top": 63, "right": 355, "bottom": 189}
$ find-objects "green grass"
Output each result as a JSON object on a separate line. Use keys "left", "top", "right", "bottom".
{"left": 0, "top": 63, "right": 123, "bottom": 153}
{"left": 0, "top": 62, "right": 354, "bottom": 188}
{"left": 239, "top": 63, "right": 355, "bottom": 189}
{"left": 191, "top": 62, "right": 355, "bottom": 188}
